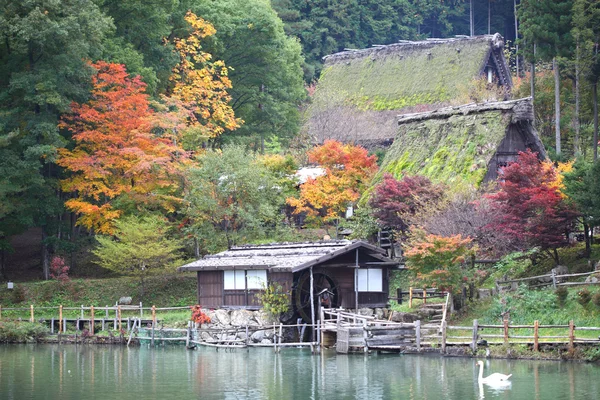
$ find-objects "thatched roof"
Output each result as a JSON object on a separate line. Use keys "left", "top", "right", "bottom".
{"left": 178, "top": 240, "right": 398, "bottom": 273}
{"left": 377, "top": 97, "right": 546, "bottom": 188}
{"left": 306, "top": 34, "right": 512, "bottom": 147}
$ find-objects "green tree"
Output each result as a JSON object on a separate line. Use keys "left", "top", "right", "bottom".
{"left": 0, "top": 0, "right": 113, "bottom": 278}
{"left": 189, "top": 0, "right": 305, "bottom": 148}
{"left": 184, "top": 145, "right": 284, "bottom": 250}
{"left": 518, "top": 0, "right": 573, "bottom": 157}
{"left": 563, "top": 160, "right": 600, "bottom": 257}
{"left": 93, "top": 215, "right": 184, "bottom": 300}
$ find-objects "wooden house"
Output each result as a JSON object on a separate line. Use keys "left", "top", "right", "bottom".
{"left": 177, "top": 240, "right": 401, "bottom": 322}
{"left": 307, "top": 34, "right": 513, "bottom": 148}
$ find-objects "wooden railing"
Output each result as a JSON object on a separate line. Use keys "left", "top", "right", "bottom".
{"left": 496, "top": 270, "right": 600, "bottom": 291}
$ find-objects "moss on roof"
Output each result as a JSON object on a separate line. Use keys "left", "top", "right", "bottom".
{"left": 315, "top": 38, "right": 492, "bottom": 112}
{"left": 307, "top": 35, "right": 511, "bottom": 145}
{"left": 379, "top": 110, "right": 509, "bottom": 188}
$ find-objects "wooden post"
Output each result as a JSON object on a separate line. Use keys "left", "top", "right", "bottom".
{"left": 310, "top": 266, "right": 315, "bottom": 342}
{"left": 415, "top": 320, "right": 421, "bottom": 352}
{"left": 151, "top": 321, "right": 155, "bottom": 347}
{"left": 51, "top": 319, "right": 55, "bottom": 334}
{"left": 279, "top": 323, "right": 283, "bottom": 353}
{"left": 569, "top": 320, "right": 575, "bottom": 352}
{"left": 152, "top": 305, "right": 156, "bottom": 326}
{"left": 472, "top": 319, "right": 479, "bottom": 352}
{"left": 59, "top": 305, "right": 63, "bottom": 333}
{"left": 105, "top": 305, "right": 109, "bottom": 318}
{"left": 274, "top": 324, "right": 278, "bottom": 353}
{"left": 186, "top": 321, "right": 191, "bottom": 348}
{"left": 441, "top": 320, "right": 447, "bottom": 354}
{"left": 80, "top": 305, "right": 84, "bottom": 319}
{"left": 90, "top": 306, "right": 95, "bottom": 335}
{"left": 118, "top": 305, "right": 122, "bottom": 333}
{"left": 533, "top": 320, "right": 539, "bottom": 352}
{"left": 30, "top": 304, "right": 34, "bottom": 323}
{"left": 397, "top": 288, "right": 402, "bottom": 304}
{"left": 363, "top": 320, "right": 368, "bottom": 353}
{"left": 422, "top": 288, "right": 427, "bottom": 304}
{"left": 551, "top": 270, "right": 557, "bottom": 289}
{"left": 245, "top": 325, "right": 249, "bottom": 346}
{"left": 139, "top": 302, "right": 143, "bottom": 318}
{"left": 503, "top": 318, "right": 509, "bottom": 345}
{"left": 409, "top": 287, "right": 413, "bottom": 308}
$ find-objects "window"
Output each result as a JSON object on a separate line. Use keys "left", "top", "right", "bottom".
{"left": 357, "top": 268, "right": 383, "bottom": 292}
{"left": 224, "top": 270, "right": 267, "bottom": 290}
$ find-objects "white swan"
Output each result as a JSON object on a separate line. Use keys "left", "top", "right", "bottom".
{"left": 477, "top": 361, "right": 512, "bottom": 384}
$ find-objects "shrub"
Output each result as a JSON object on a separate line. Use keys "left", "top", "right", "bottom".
{"left": 577, "top": 289, "right": 592, "bottom": 307}
{"left": 11, "top": 285, "right": 26, "bottom": 304}
{"left": 555, "top": 287, "right": 568, "bottom": 307}
{"left": 50, "top": 256, "right": 70, "bottom": 282}
{"left": 190, "top": 305, "right": 211, "bottom": 325}
{"left": 592, "top": 292, "right": 600, "bottom": 308}
{"left": 0, "top": 321, "right": 48, "bottom": 343}
{"left": 256, "top": 283, "right": 290, "bottom": 319}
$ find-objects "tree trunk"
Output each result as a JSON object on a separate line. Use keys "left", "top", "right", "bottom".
{"left": 584, "top": 222, "right": 591, "bottom": 258}
{"left": 488, "top": 0, "right": 491, "bottom": 35}
{"left": 594, "top": 82, "right": 598, "bottom": 161}
{"left": 194, "top": 237, "right": 200, "bottom": 258}
{"left": 553, "top": 248, "right": 560, "bottom": 266}
{"left": 514, "top": 0, "right": 519, "bottom": 77}
{"left": 41, "top": 228, "right": 50, "bottom": 280}
{"left": 574, "top": 43, "right": 581, "bottom": 155}
{"left": 530, "top": 61, "right": 535, "bottom": 126}
{"left": 553, "top": 58, "right": 561, "bottom": 156}
{"left": 470, "top": 0, "right": 474, "bottom": 37}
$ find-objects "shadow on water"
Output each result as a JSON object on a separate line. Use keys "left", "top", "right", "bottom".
{"left": 1, "top": 344, "right": 599, "bottom": 399}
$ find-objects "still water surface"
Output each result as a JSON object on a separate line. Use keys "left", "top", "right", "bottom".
{"left": 1, "top": 344, "right": 599, "bottom": 399}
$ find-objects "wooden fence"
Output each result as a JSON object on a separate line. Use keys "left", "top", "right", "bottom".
{"left": 496, "top": 270, "right": 600, "bottom": 292}
{"left": 389, "top": 287, "right": 447, "bottom": 307}
{"left": 436, "top": 319, "right": 600, "bottom": 353}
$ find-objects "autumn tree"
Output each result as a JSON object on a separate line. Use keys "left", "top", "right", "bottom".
{"left": 168, "top": 12, "right": 239, "bottom": 148}
{"left": 404, "top": 230, "right": 475, "bottom": 294}
{"left": 484, "top": 150, "right": 577, "bottom": 264}
{"left": 369, "top": 174, "right": 445, "bottom": 235}
{"left": 58, "top": 61, "right": 184, "bottom": 234}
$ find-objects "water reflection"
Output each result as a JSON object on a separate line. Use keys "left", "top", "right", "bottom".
{"left": 1, "top": 345, "right": 600, "bottom": 399}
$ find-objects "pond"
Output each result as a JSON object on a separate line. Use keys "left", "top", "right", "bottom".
{"left": 1, "top": 344, "right": 599, "bottom": 399}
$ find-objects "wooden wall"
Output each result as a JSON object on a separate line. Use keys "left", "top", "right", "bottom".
{"left": 197, "top": 271, "right": 223, "bottom": 308}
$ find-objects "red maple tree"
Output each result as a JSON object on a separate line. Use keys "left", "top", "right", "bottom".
{"left": 58, "top": 61, "right": 185, "bottom": 233}
{"left": 370, "top": 173, "right": 445, "bottom": 234}
{"left": 484, "top": 150, "right": 577, "bottom": 263}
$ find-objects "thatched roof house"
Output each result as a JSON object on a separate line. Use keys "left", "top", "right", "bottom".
{"left": 378, "top": 97, "right": 546, "bottom": 187}
{"left": 178, "top": 240, "right": 401, "bottom": 322}
{"left": 307, "top": 34, "right": 512, "bottom": 147}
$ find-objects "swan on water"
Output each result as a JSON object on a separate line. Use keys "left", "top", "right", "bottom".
{"left": 477, "top": 361, "right": 512, "bottom": 384}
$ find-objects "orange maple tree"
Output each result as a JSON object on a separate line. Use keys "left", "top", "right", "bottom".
{"left": 58, "top": 61, "right": 184, "bottom": 233}
{"left": 287, "top": 140, "right": 378, "bottom": 223}
{"left": 168, "top": 11, "right": 240, "bottom": 146}
{"left": 404, "top": 231, "right": 475, "bottom": 293}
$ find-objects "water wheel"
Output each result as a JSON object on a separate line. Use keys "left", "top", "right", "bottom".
{"left": 293, "top": 271, "right": 340, "bottom": 323}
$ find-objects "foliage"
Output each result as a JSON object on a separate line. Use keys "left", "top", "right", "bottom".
{"left": 555, "top": 287, "right": 569, "bottom": 307}
{"left": 484, "top": 150, "right": 578, "bottom": 262}
{"left": 287, "top": 140, "right": 377, "bottom": 224}
{"left": 370, "top": 173, "right": 444, "bottom": 234}
{"left": 49, "top": 256, "right": 70, "bottom": 283}
{"left": 58, "top": 61, "right": 185, "bottom": 234}
{"left": 190, "top": 0, "right": 305, "bottom": 145}
{"left": 256, "top": 283, "right": 290, "bottom": 319}
{"left": 169, "top": 12, "right": 239, "bottom": 145}
{"left": 184, "top": 145, "right": 284, "bottom": 249}
{"left": 0, "top": 321, "right": 48, "bottom": 343}
{"left": 404, "top": 230, "right": 475, "bottom": 293}
{"left": 190, "top": 305, "right": 211, "bottom": 325}
{"left": 92, "top": 215, "right": 184, "bottom": 300}
{"left": 577, "top": 288, "right": 592, "bottom": 307}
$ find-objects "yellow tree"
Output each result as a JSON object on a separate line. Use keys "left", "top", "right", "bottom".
{"left": 287, "top": 140, "right": 378, "bottom": 225}
{"left": 169, "top": 12, "right": 240, "bottom": 147}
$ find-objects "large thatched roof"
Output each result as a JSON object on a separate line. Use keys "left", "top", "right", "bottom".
{"left": 377, "top": 97, "right": 546, "bottom": 188}
{"left": 307, "top": 34, "right": 512, "bottom": 147}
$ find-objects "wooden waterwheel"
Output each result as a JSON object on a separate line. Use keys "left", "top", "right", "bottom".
{"left": 293, "top": 271, "right": 340, "bottom": 323}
